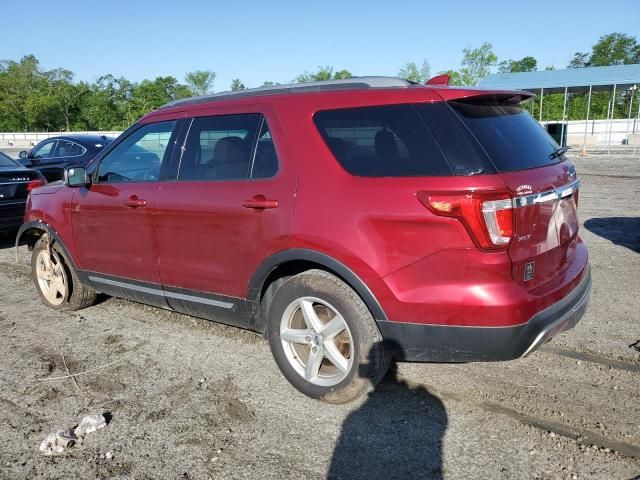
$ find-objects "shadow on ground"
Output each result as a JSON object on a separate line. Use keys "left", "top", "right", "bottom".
{"left": 328, "top": 348, "right": 447, "bottom": 480}
{"left": 584, "top": 217, "right": 640, "bottom": 253}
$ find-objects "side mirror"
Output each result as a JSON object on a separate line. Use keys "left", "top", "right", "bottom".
{"left": 19, "top": 151, "right": 27, "bottom": 159}
{"left": 64, "top": 166, "right": 90, "bottom": 188}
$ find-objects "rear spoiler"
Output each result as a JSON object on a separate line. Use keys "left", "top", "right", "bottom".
{"left": 451, "top": 92, "right": 535, "bottom": 105}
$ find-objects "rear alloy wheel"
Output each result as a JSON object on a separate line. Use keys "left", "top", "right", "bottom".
{"left": 280, "top": 296, "right": 354, "bottom": 387}
{"left": 267, "top": 269, "right": 390, "bottom": 403}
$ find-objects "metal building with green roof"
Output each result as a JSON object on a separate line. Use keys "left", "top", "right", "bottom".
{"left": 479, "top": 64, "right": 640, "bottom": 152}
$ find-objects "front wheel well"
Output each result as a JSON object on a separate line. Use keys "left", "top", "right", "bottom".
{"left": 17, "top": 226, "right": 48, "bottom": 250}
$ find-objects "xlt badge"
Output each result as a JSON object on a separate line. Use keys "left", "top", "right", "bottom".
{"left": 524, "top": 261, "right": 535, "bottom": 281}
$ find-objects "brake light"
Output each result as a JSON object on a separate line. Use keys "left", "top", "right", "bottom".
{"left": 27, "top": 178, "right": 46, "bottom": 191}
{"left": 417, "top": 191, "right": 515, "bottom": 251}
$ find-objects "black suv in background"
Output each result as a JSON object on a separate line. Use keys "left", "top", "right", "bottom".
{"left": 19, "top": 135, "right": 115, "bottom": 182}
{"left": 0, "top": 151, "right": 45, "bottom": 233}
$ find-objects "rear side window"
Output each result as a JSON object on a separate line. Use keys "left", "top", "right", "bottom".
{"left": 415, "top": 103, "right": 495, "bottom": 175}
{"left": 251, "top": 119, "right": 279, "bottom": 179}
{"left": 55, "top": 140, "right": 85, "bottom": 158}
{"left": 314, "top": 105, "right": 452, "bottom": 177}
{"left": 449, "top": 101, "right": 560, "bottom": 172}
{"left": 178, "top": 114, "right": 262, "bottom": 181}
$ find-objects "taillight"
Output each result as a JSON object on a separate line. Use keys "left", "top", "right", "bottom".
{"left": 27, "top": 178, "right": 46, "bottom": 191}
{"left": 417, "top": 191, "right": 515, "bottom": 251}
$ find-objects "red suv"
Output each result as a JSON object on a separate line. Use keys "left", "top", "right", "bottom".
{"left": 18, "top": 77, "right": 591, "bottom": 403}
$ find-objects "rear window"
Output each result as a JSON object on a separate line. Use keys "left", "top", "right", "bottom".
{"left": 0, "top": 154, "right": 18, "bottom": 167}
{"left": 314, "top": 105, "right": 453, "bottom": 177}
{"left": 449, "top": 100, "right": 561, "bottom": 172}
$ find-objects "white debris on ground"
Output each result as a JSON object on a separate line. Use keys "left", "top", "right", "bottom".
{"left": 39, "top": 413, "right": 110, "bottom": 456}
{"left": 39, "top": 430, "right": 76, "bottom": 456}
{"left": 74, "top": 414, "right": 108, "bottom": 437}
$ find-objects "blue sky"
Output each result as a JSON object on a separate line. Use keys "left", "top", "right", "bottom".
{"left": 4, "top": 0, "right": 639, "bottom": 91}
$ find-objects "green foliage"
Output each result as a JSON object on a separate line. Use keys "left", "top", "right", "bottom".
{"left": 231, "top": 79, "right": 246, "bottom": 91}
{"left": 590, "top": 33, "right": 640, "bottom": 66}
{"left": 185, "top": 70, "right": 216, "bottom": 95}
{"left": 498, "top": 56, "right": 537, "bottom": 73}
{"left": 568, "top": 52, "right": 589, "bottom": 69}
{"left": 568, "top": 33, "right": 640, "bottom": 68}
{"left": 398, "top": 60, "right": 431, "bottom": 83}
{"left": 295, "top": 66, "right": 352, "bottom": 83}
{"left": 0, "top": 55, "right": 194, "bottom": 131}
{"left": 436, "top": 69, "right": 463, "bottom": 86}
{"left": 459, "top": 42, "right": 497, "bottom": 85}
{"left": 1, "top": 34, "right": 638, "bottom": 132}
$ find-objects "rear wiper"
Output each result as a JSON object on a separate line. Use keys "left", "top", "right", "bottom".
{"left": 549, "top": 146, "right": 569, "bottom": 159}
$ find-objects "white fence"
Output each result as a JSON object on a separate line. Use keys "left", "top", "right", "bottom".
{"left": 547, "top": 119, "right": 640, "bottom": 147}
{"left": 0, "top": 131, "right": 123, "bottom": 147}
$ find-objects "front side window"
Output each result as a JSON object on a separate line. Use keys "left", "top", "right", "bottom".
{"left": 54, "top": 140, "right": 85, "bottom": 158}
{"left": 178, "top": 114, "right": 262, "bottom": 181}
{"left": 97, "top": 121, "right": 177, "bottom": 183}
{"left": 31, "top": 141, "right": 56, "bottom": 160}
{"left": 314, "top": 105, "right": 453, "bottom": 177}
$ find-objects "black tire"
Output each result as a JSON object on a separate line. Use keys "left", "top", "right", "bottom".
{"left": 266, "top": 269, "right": 390, "bottom": 404}
{"left": 31, "top": 237, "right": 97, "bottom": 311}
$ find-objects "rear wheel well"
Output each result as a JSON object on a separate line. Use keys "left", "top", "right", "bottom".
{"left": 258, "top": 260, "right": 371, "bottom": 333}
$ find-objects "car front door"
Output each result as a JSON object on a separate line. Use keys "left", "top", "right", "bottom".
{"left": 71, "top": 120, "right": 182, "bottom": 306}
{"left": 154, "top": 108, "right": 295, "bottom": 327}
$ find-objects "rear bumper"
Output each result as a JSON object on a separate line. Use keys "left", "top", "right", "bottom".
{"left": 378, "top": 265, "right": 591, "bottom": 362}
{"left": 0, "top": 201, "right": 26, "bottom": 232}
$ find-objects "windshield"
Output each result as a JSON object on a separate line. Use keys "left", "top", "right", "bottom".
{"left": 449, "top": 101, "right": 561, "bottom": 172}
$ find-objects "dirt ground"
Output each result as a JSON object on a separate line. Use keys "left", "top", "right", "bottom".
{"left": 0, "top": 154, "right": 638, "bottom": 480}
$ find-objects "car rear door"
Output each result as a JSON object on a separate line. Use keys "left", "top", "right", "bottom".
{"left": 48, "top": 140, "right": 86, "bottom": 180}
{"left": 154, "top": 106, "right": 295, "bottom": 327}
{"left": 71, "top": 120, "right": 183, "bottom": 306}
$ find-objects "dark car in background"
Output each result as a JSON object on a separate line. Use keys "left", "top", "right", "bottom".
{"left": 0, "top": 151, "right": 45, "bottom": 233}
{"left": 18, "top": 135, "right": 115, "bottom": 182}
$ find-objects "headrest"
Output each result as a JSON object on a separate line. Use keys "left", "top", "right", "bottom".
{"left": 374, "top": 129, "right": 398, "bottom": 158}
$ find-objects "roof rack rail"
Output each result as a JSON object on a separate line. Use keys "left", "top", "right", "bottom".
{"left": 161, "top": 76, "right": 416, "bottom": 109}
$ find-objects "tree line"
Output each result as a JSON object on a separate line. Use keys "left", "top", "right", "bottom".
{"left": 1, "top": 33, "right": 638, "bottom": 132}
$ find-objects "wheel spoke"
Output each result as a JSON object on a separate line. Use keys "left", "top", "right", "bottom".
{"left": 320, "top": 314, "right": 347, "bottom": 339}
{"left": 304, "top": 347, "right": 324, "bottom": 381}
{"left": 323, "top": 340, "right": 349, "bottom": 373}
{"left": 299, "top": 299, "right": 323, "bottom": 332}
{"left": 52, "top": 276, "right": 65, "bottom": 298}
{"left": 281, "top": 328, "right": 313, "bottom": 344}
{"left": 43, "top": 254, "right": 53, "bottom": 272}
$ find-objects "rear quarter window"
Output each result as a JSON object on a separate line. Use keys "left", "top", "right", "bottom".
{"left": 314, "top": 104, "right": 453, "bottom": 177}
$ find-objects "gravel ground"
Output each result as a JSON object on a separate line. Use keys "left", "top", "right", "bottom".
{"left": 0, "top": 153, "right": 638, "bottom": 480}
